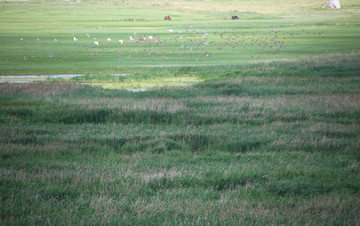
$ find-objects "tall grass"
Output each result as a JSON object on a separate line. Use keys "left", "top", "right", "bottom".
{"left": 1, "top": 62, "right": 360, "bottom": 225}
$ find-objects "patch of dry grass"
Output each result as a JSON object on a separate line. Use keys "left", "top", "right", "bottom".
{"left": 0, "top": 83, "right": 82, "bottom": 100}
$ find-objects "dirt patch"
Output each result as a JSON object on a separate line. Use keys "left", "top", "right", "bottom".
{"left": 126, "top": 38, "right": 160, "bottom": 43}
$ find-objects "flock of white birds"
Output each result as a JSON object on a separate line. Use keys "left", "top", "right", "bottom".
{"left": 72, "top": 33, "right": 153, "bottom": 47}
{"left": 16, "top": 24, "right": 325, "bottom": 64}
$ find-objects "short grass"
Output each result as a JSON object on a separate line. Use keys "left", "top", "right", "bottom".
{"left": 1, "top": 0, "right": 360, "bottom": 75}
{"left": 1, "top": 0, "right": 360, "bottom": 225}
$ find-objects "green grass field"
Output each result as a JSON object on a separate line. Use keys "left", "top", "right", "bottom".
{"left": 1, "top": 0, "right": 360, "bottom": 224}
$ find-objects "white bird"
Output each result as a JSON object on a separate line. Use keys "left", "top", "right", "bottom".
{"left": 133, "top": 18, "right": 136, "bottom": 22}
{"left": 20, "top": 38, "right": 23, "bottom": 41}
{"left": 94, "top": 41, "right": 99, "bottom": 46}
{"left": 107, "top": 38, "right": 111, "bottom": 44}
{"left": 73, "top": 37, "right": 78, "bottom": 42}
{"left": 129, "top": 36, "right": 134, "bottom": 41}
{"left": 54, "top": 39, "right": 58, "bottom": 42}
{"left": 86, "top": 34, "right": 90, "bottom": 38}
{"left": 148, "top": 36, "right": 153, "bottom": 40}
{"left": 119, "top": 40, "right": 124, "bottom": 44}
{"left": 169, "top": 29, "right": 174, "bottom": 33}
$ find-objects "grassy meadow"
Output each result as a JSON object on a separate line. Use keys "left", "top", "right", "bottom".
{"left": 1, "top": 0, "right": 360, "bottom": 224}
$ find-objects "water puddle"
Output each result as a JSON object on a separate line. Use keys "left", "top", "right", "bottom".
{"left": 0, "top": 74, "right": 127, "bottom": 83}
{"left": 0, "top": 74, "right": 86, "bottom": 83}
{"left": 0, "top": 74, "right": 203, "bottom": 91}
{"left": 129, "top": 89, "right": 147, "bottom": 92}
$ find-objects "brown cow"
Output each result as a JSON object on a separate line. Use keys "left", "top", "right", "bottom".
{"left": 164, "top": 16, "right": 171, "bottom": 21}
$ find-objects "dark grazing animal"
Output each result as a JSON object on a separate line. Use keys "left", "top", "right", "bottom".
{"left": 164, "top": 16, "right": 171, "bottom": 21}
{"left": 232, "top": 16, "right": 239, "bottom": 20}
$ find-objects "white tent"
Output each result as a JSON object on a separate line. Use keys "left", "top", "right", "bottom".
{"left": 329, "top": 0, "right": 341, "bottom": 9}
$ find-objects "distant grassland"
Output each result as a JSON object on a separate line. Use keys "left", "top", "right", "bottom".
{"left": 0, "top": 0, "right": 360, "bottom": 75}
{"left": 1, "top": 0, "right": 360, "bottom": 225}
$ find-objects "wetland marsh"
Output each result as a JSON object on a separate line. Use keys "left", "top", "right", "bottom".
{"left": 1, "top": 0, "right": 360, "bottom": 224}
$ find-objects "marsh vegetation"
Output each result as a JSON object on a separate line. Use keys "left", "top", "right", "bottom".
{"left": 0, "top": 0, "right": 360, "bottom": 224}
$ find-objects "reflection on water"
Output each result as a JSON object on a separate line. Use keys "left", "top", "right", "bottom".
{"left": 129, "top": 89, "right": 147, "bottom": 92}
{"left": 0, "top": 74, "right": 85, "bottom": 83}
{"left": 0, "top": 74, "right": 127, "bottom": 83}
{"left": 0, "top": 74, "right": 85, "bottom": 80}
{"left": 0, "top": 74, "right": 202, "bottom": 92}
